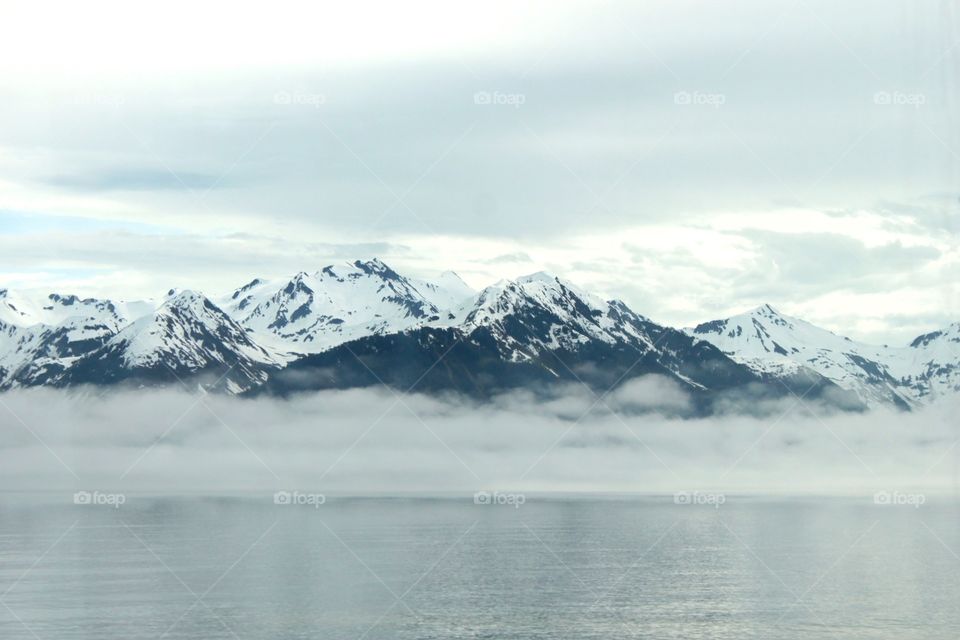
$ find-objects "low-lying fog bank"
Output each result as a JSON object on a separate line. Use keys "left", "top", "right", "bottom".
{"left": 1, "top": 377, "right": 958, "bottom": 495}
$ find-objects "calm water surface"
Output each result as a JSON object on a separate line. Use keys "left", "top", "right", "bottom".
{"left": 1, "top": 495, "right": 958, "bottom": 639}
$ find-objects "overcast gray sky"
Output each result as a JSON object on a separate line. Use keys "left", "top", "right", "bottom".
{"left": 0, "top": 0, "right": 957, "bottom": 344}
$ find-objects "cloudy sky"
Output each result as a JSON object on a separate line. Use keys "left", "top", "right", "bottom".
{"left": 1, "top": 0, "right": 957, "bottom": 344}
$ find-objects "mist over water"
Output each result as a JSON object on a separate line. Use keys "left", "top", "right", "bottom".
{"left": 1, "top": 381, "right": 958, "bottom": 496}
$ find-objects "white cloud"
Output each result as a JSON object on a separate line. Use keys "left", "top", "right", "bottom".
{"left": 0, "top": 0, "right": 580, "bottom": 74}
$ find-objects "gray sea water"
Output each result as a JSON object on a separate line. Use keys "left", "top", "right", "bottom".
{"left": 1, "top": 495, "right": 958, "bottom": 639}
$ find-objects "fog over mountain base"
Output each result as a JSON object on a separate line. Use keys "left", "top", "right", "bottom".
{"left": 2, "top": 378, "right": 959, "bottom": 495}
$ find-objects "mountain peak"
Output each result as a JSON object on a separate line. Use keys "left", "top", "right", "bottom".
{"left": 164, "top": 289, "right": 208, "bottom": 307}
{"left": 751, "top": 303, "right": 781, "bottom": 316}
{"left": 351, "top": 258, "right": 399, "bottom": 279}
{"left": 231, "top": 278, "right": 264, "bottom": 300}
{"left": 217, "top": 259, "right": 447, "bottom": 355}
{"left": 437, "top": 270, "right": 469, "bottom": 289}
{"left": 516, "top": 271, "right": 558, "bottom": 285}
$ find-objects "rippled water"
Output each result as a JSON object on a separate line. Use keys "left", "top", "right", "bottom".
{"left": 1, "top": 495, "right": 958, "bottom": 639}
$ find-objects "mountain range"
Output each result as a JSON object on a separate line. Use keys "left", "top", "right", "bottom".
{"left": 1, "top": 259, "right": 956, "bottom": 413}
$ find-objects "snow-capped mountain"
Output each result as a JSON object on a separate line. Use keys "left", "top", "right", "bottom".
{"left": 0, "top": 289, "right": 155, "bottom": 388}
{"left": 219, "top": 259, "right": 473, "bottom": 355}
{"left": 57, "top": 290, "right": 281, "bottom": 393}
{"left": 450, "top": 272, "right": 741, "bottom": 387}
{"left": 689, "top": 305, "right": 960, "bottom": 408}
{"left": 411, "top": 270, "right": 476, "bottom": 311}
{"left": 0, "top": 288, "right": 152, "bottom": 329}
{"left": 261, "top": 272, "right": 802, "bottom": 408}
{"left": 0, "top": 262, "right": 955, "bottom": 411}
{"left": 459, "top": 273, "right": 651, "bottom": 355}
{"left": 906, "top": 323, "right": 960, "bottom": 401}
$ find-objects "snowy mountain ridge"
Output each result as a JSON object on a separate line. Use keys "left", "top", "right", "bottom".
{"left": 0, "top": 260, "right": 956, "bottom": 408}
{"left": 217, "top": 258, "right": 472, "bottom": 355}
{"left": 689, "top": 304, "right": 960, "bottom": 409}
